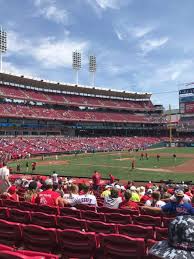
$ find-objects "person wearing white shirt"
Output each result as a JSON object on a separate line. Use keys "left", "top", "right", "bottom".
{"left": 145, "top": 191, "right": 166, "bottom": 208}
{"left": 0, "top": 166, "right": 11, "bottom": 193}
{"left": 72, "top": 185, "right": 97, "bottom": 206}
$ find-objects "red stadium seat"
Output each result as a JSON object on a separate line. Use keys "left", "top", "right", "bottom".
{"left": 0, "top": 207, "right": 9, "bottom": 220}
{"left": 155, "top": 227, "right": 168, "bottom": 241}
{"left": 163, "top": 216, "right": 175, "bottom": 228}
{"left": 105, "top": 213, "right": 132, "bottom": 224}
{"left": 118, "top": 224, "right": 154, "bottom": 240}
{"left": 15, "top": 250, "right": 59, "bottom": 259}
{"left": 57, "top": 229, "right": 97, "bottom": 258}
{"left": 119, "top": 208, "right": 139, "bottom": 216}
{"left": 57, "top": 216, "right": 86, "bottom": 230}
{"left": 75, "top": 204, "right": 96, "bottom": 211}
{"left": 19, "top": 202, "right": 37, "bottom": 212}
{"left": 9, "top": 209, "right": 31, "bottom": 224}
{"left": 99, "top": 233, "right": 146, "bottom": 259}
{"left": 132, "top": 215, "right": 162, "bottom": 227}
{"left": 0, "top": 243, "right": 13, "bottom": 251}
{"left": 36, "top": 205, "right": 59, "bottom": 215}
{"left": 60, "top": 207, "right": 81, "bottom": 218}
{"left": 22, "top": 225, "right": 58, "bottom": 253}
{"left": 86, "top": 220, "right": 117, "bottom": 234}
{"left": 31, "top": 212, "right": 57, "bottom": 228}
{"left": 97, "top": 207, "right": 120, "bottom": 214}
{"left": 2, "top": 199, "right": 19, "bottom": 209}
{"left": 0, "top": 219, "right": 22, "bottom": 246}
{"left": 81, "top": 210, "right": 105, "bottom": 222}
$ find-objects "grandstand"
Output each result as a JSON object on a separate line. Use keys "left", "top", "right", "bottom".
{"left": 0, "top": 72, "right": 165, "bottom": 137}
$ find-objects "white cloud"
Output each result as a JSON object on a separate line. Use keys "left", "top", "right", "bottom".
{"left": 33, "top": 0, "right": 68, "bottom": 24}
{"left": 95, "top": 0, "right": 125, "bottom": 10}
{"left": 139, "top": 37, "right": 169, "bottom": 55}
{"left": 6, "top": 30, "right": 89, "bottom": 69}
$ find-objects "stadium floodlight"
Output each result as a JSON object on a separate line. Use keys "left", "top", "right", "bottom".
{"left": 72, "top": 51, "right": 81, "bottom": 85}
{"left": 89, "top": 55, "right": 96, "bottom": 86}
{"left": 0, "top": 26, "right": 7, "bottom": 73}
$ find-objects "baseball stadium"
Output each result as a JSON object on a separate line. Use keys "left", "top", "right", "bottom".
{"left": 1, "top": 1, "right": 194, "bottom": 258}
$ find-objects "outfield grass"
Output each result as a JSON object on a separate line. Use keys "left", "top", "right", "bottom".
{"left": 8, "top": 147, "right": 194, "bottom": 182}
{"left": 148, "top": 147, "right": 194, "bottom": 154}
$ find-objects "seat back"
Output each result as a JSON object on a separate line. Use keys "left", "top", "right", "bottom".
{"left": 0, "top": 219, "right": 22, "bottom": 246}
{"left": 16, "top": 250, "right": 59, "bottom": 259}
{"left": 119, "top": 209, "right": 139, "bottom": 216}
{"left": 9, "top": 209, "right": 31, "bottom": 224}
{"left": 163, "top": 216, "right": 175, "bottom": 228}
{"left": 75, "top": 204, "right": 96, "bottom": 211}
{"left": 31, "top": 212, "right": 57, "bottom": 228}
{"left": 36, "top": 205, "right": 59, "bottom": 215}
{"left": 19, "top": 202, "right": 37, "bottom": 212}
{"left": 60, "top": 207, "right": 81, "bottom": 218}
{"left": 155, "top": 227, "right": 168, "bottom": 241}
{"left": 132, "top": 215, "right": 162, "bottom": 227}
{"left": 58, "top": 229, "right": 97, "bottom": 258}
{"left": 22, "top": 224, "right": 58, "bottom": 253}
{"left": 57, "top": 216, "right": 86, "bottom": 230}
{"left": 99, "top": 233, "right": 145, "bottom": 259}
{"left": 97, "top": 207, "right": 119, "bottom": 214}
{"left": 105, "top": 213, "right": 132, "bottom": 224}
{"left": 118, "top": 224, "right": 154, "bottom": 240}
{"left": 86, "top": 220, "right": 117, "bottom": 234}
{"left": 0, "top": 207, "right": 9, "bottom": 220}
{"left": 81, "top": 210, "right": 105, "bottom": 222}
{"left": 2, "top": 199, "right": 19, "bottom": 209}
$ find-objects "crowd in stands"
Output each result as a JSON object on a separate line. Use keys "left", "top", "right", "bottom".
{"left": 0, "top": 163, "right": 194, "bottom": 258}
{"left": 0, "top": 84, "right": 154, "bottom": 111}
{"left": 0, "top": 136, "right": 160, "bottom": 159}
{"left": 0, "top": 102, "right": 160, "bottom": 123}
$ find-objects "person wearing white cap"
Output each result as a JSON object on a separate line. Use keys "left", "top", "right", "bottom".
{"left": 130, "top": 186, "right": 140, "bottom": 202}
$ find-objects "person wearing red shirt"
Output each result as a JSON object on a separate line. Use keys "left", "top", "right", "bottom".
{"left": 119, "top": 191, "right": 139, "bottom": 210}
{"left": 92, "top": 171, "right": 101, "bottom": 191}
{"left": 140, "top": 189, "right": 153, "bottom": 204}
{"left": 109, "top": 173, "right": 115, "bottom": 184}
{"left": 6, "top": 185, "right": 19, "bottom": 201}
{"left": 37, "top": 179, "right": 60, "bottom": 206}
{"left": 145, "top": 181, "right": 153, "bottom": 190}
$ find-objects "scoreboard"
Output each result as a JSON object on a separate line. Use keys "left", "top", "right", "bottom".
{"left": 179, "top": 88, "right": 194, "bottom": 114}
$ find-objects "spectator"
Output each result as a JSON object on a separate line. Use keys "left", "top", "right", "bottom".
{"left": 73, "top": 185, "right": 97, "bottom": 206}
{"left": 63, "top": 184, "right": 79, "bottom": 205}
{"left": 101, "top": 185, "right": 111, "bottom": 198}
{"left": 119, "top": 191, "right": 139, "bottom": 210}
{"left": 92, "top": 171, "right": 101, "bottom": 191}
{"left": 24, "top": 181, "right": 38, "bottom": 203}
{"left": 169, "top": 189, "right": 191, "bottom": 203}
{"left": 109, "top": 173, "right": 115, "bottom": 184}
{"left": 149, "top": 215, "right": 194, "bottom": 258}
{"left": 130, "top": 186, "right": 140, "bottom": 202}
{"left": 143, "top": 190, "right": 194, "bottom": 216}
{"left": 0, "top": 166, "right": 11, "bottom": 193}
{"left": 36, "top": 179, "right": 61, "bottom": 206}
{"left": 104, "top": 188, "right": 122, "bottom": 209}
{"left": 145, "top": 191, "right": 166, "bottom": 208}
{"left": 5, "top": 185, "right": 19, "bottom": 201}
{"left": 140, "top": 189, "right": 153, "bottom": 204}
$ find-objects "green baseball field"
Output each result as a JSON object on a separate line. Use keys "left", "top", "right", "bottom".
{"left": 7, "top": 147, "right": 194, "bottom": 183}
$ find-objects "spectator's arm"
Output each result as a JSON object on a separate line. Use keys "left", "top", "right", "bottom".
{"left": 142, "top": 206, "right": 162, "bottom": 212}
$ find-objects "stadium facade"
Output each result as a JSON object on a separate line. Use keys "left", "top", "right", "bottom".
{"left": 0, "top": 72, "right": 166, "bottom": 137}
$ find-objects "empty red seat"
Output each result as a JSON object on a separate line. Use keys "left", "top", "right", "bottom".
{"left": 0, "top": 219, "right": 22, "bottom": 246}
{"left": 2, "top": 199, "right": 19, "bottom": 209}
{"left": 119, "top": 209, "right": 139, "bottom": 216}
{"left": 0, "top": 207, "right": 9, "bottom": 220}
{"left": 99, "top": 233, "right": 146, "bottom": 259}
{"left": 31, "top": 212, "right": 57, "bottom": 228}
{"left": 105, "top": 213, "right": 132, "bottom": 224}
{"left": 22, "top": 225, "right": 58, "bottom": 253}
{"left": 9, "top": 209, "right": 31, "bottom": 224}
{"left": 0, "top": 243, "right": 13, "bottom": 251}
{"left": 81, "top": 210, "right": 105, "bottom": 222}
{"left": 132, "top": 215, "right": 162, "bottom": 227}
{"left": 97, "top": 207, "right": 120, "bottom": 214}
{"left": 19, "top": 202, "right": 37, "bottom": 212}
{"left": 57, "top": 229, "right": 97, "bottom": 258}
{"left": 60, "top": 207, "right": 81, "bottom": 218}
{"left": 16, "top": 250, "right": 59, "bottom": 259}
{"left": 155, "top": 227, "right": 168, "bottom": 241}
{"left": 36, "top": 205, "right": 59, "bottom": 215}
{"left": 75, "top": 204, "right": 96, "bottom": 211}
{"left": 86, "top": 220, "right": 117, "bottom": 234}
{"left": 118, "top": 224, "right": 154, "bottom": 240}
{"left": 57, "top": 216, "right": 86, "bottom": 230}
{"left": 163, "top": 216, "right": 175, "bottom": 228}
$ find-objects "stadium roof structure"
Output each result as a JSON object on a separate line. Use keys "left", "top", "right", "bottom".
{"left": 0, "top": 72, "right": 152, "bottom": 99}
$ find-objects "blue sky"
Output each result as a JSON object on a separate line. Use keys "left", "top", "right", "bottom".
{"left": 1, "top": 0, "right": 194, "bottom": 108}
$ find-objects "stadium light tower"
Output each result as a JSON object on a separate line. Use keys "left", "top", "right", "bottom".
{"left": 89, "top": 55, "right": 96, "bottom": 86}
{"left": 72, "top": 51, "right": 81, "bottom": 85}
{"left": 0, "top": 26, "right": 7, "bottom": 73}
